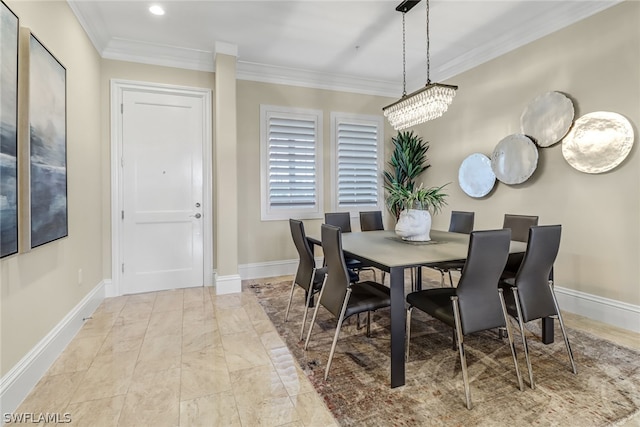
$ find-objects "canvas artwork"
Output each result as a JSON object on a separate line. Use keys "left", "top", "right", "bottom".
{"left": 29, "top": 33, "right": 67, "bottom": 248}
{"left": 0, "top": 1, "right": 19, "bottom": 258}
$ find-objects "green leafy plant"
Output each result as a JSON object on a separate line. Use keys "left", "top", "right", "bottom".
{"left": 385, "top": 182, "right": 449, "bottom": 215}
{"left": 384, "top": 130, "right": 446, "bottom": 218}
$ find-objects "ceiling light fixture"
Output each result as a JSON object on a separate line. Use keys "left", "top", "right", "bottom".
{"left": 383, "top": 0, "right": 457, "bottom": 130}
{"left": 149, "top": 5, "right": 165, "bottom": 16}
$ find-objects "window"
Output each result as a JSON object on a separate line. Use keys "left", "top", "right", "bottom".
{"left": 260, "top": 105, "right": 323, "bottom": 221}
{"left": 330, "top": 113, "right": 384, "bottom": 214}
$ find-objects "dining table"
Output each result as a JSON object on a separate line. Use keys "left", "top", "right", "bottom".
{"left": 307, "top": 229, "right": 554, "bottom": 389}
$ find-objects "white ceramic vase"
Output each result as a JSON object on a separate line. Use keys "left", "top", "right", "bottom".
{"left": 395, "top": 209, "right": 432, "bottom": 242}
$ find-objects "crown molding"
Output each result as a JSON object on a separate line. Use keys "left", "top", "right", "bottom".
{"left": 434, "top": 0, "right": 623, "bottom": 82}
{"left": 68, "top": 0, "right": 621, "bottom": 97}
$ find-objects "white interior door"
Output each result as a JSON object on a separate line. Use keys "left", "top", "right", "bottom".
{"left": 120, "top": 89, "right": 205, "bottom": 294}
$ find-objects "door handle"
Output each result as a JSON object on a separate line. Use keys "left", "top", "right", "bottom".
{"left": 191, "top": 213, "right": 202, "bottom": 219}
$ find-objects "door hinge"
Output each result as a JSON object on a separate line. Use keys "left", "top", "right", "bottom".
{"left": 121, "top": 210, "right": 124, "bottom": 220}
{"left": 121, "top": 157, "right": 124, "bottom": 167}
{"left": 121, "top": 103, "right": 123, "bottom": 114}
{"left": 121, "top": 263, "right": 124, "bottom": 273}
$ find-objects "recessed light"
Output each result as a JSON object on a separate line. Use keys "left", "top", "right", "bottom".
{"left": 149, "top": 5, "right": 165, "bottom": 16}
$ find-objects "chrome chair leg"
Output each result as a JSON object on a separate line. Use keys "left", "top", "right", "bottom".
{"left": 452, "top": 296, "right": 472, "bottom": 410}
{"left": 325, "top": 289, "right": 352, "bottom": 381}
{"left": 447, "top": 270, "right": 454, "bottom": 287}
{"left": 304, "top": 276, "right": 328, "bottom": 350}
{"left": 299, "top": 275, "right": 316, "bottom": 341}
{"left": 549, "top": 283, "right": 577, "bottom": 375}
{"left": 284, "top": 277, "right": 296, "bottom": 323}
{"left": 366, "top": 311, "right": 371, "bottom": 337}
{"left": 512, "top": 287, "right": 535, "bottom": 389}
{"left": 406, "top": 306, "right": 413, "bottom": 361}
{"left": 499, "top": 289, "right": 524, "bottom": 392}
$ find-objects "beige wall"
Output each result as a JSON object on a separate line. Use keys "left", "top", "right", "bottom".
{"left": 415, "top": 1, "right": 640, "bottom": 305}
{"left": 236, "top": 81, "right": 395, "bottom": 264}
{"left": 1, "top": 1, "right": 102, "bottom": 376}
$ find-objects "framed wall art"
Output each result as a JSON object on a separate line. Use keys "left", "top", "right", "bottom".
{"left": 1, "top": 0, "right": 19, "bottom": 258}
{"left": 28, "top": 32, "right": 67, "bottom": 248}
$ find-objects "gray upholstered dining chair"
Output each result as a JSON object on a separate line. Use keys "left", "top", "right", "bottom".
{"left": 499, "top": 225, "right": 576, "bottom": 389}
{"left": 324, "top": 212, "right": 376, "bottom": 281}
{"left": 285, "top": 219, "right": 328, "bottom": 340}
{"left": 501, "top": 214, "right": 539, "bottom": 279}
{"left": 359, "top": 210, "right": 384, "bottom": 232}
{"left": 428, "top": 210, "right": 475, "bottom": 286}
{"left": 304, "top": 224, "right": 391, "bottom": 381}
{"left": 406, "top": 229, "right": 524, "bottom": 409}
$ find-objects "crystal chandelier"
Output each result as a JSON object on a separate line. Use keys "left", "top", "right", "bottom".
{"left": 383, "top": 0, "right": 457, "bottom": 130}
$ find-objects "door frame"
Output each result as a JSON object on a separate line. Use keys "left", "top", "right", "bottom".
{"left": 109, "top": 79, "right": 213, "bottom": 296}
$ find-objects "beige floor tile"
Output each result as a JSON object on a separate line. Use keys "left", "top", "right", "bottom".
{"left": 132, "top": 354, "right": 182, "bottom": 379}
{"left": 74, "top": 313, "right": 119, "bottom": 340}
{"left": 17, "top": 371, "right": 85, "bottom": 415}
{"left": 137, "top": 333, "right": 182, "bottom": 361}
{"left": 96, "top": 320, "right": 148, "bottom": 356}
{"left": 118, "top": 367, "right": 180, "bottom": 427}
{"left": 235, "top": 395, "right": 301, "bottom": 427}
{"left": 289, "top": 392, "right": 338, "bottom": 427}
{"left": 47, "top": 336, "right": 104, "bottom": 376}
{"left": 270, "top": 348, "right": 315, "bottom": 396}
{"left": 181, "top": 349, "right": 232, "bottom": 400}
{"left": 221, "top": 331, "right": 271, "bottom": 371}
{"left": 229, "top": 364, "right": 289, "bottom": 401}
{"left": 69, "top": 351, "right": 138, "bottom": 403}
{"left": 64, "top": 395, "right": 125, "bottom": 427}
{"left": 179, "top": 393, "right": 242, "bottom": 427}
{"left": 146, "top": 309, "right": 183, "bottom": 337}
{"left": 153, "top": 291, "right": 185, "bottom": 312}
{"left": 91, "top": 297, "right": 128, "bottom": 318}
{"left": 181, "top": 325, "right": 222, "bottom": 354}
{"left": 216, "top": 306, "right": 254, "bottom": 335}
{"left": 117, "top": 301, "right": 154, "bottom": 324}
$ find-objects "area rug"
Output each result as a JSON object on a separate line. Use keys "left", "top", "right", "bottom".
{"left": 250, "top": 279, "right": 640, "bottom": 427}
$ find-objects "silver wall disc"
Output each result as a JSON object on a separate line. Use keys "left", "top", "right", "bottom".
{"left": 521, "top": 91, "right": 574, "bottom": 147}
{"left": 562, "top": 111, "right": 634, "bottom": 174}
{"left": 458, "top": 153, "right": 496, "bottom": 198}
{"left": 491, "top": 134, "right": 539, "bottom": 185}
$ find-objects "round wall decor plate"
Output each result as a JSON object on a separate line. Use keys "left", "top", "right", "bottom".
{"left": 521, "top": 91, "right": 574, "bottom": 147}
{"left": 491, "top": 134, "right": 539, "bottom": 185}
{"left": 458, "top": 153, "right": 496, "bottom": 198}
{"left": 562, "top": 111, "right": 634, "bottom": 174}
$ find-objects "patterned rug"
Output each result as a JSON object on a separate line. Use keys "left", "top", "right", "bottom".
{"left": 249, "top": 279, "right": 640, "bottom": 427}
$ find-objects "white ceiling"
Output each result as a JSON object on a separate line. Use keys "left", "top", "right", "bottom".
{"left": 68, "top": 0, "right": 621, "bottom": 97}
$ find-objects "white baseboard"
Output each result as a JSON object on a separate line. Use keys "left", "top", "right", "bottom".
{"left": 103, "top": 279, "right": 115, "bottom": 298}
{"left": 555, "top": 285, "right": 640, "bottom": 333}
{"left": 0, "top": 281, "right": 106, "bottom": 418}
{"left": 238, "top": 257, "right": 321, "bottom": 281}
{"left": 214, "top": 273, "right": 242, "bottom": 295}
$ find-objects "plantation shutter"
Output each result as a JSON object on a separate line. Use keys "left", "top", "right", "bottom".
{"left": 267, "top": 116, "right": 318, "bottom": 209}
{"left": 336, "top": 122, "right": 379, "bottom": 207}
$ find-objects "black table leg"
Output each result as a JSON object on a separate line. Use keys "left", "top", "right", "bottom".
{"left": 542, "top": 317, "right": 554, "bottom": 344}
{"left": 389, "top": 266, "right": 406, "bottom": 388}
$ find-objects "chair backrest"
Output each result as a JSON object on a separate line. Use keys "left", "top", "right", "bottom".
{"left": 456, "top": 229, "right": 511, "bottom": 334}
{"left": 289, "top": 219, "right": 316, "bottom": 292}
{"left": 503, "top": 214, "right": 539, "bottom": 242}
{"left": 359, "top": 211, "right": 384, "bottom": 231}
{"left": 449, "top": 211, "right": 474, "bottom": 234}
{"left": 325, "top": 212, "right": 351, "bottom": 232}
{"left": 514, "top": 225, "right": 562, "bottom": 322}
{"left": 319, "top": 224, "right": 352, "bottom": 318}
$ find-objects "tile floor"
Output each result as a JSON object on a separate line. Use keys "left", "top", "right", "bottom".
{"left": 12, "top": 272, "right": 640, "bottom": 426}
